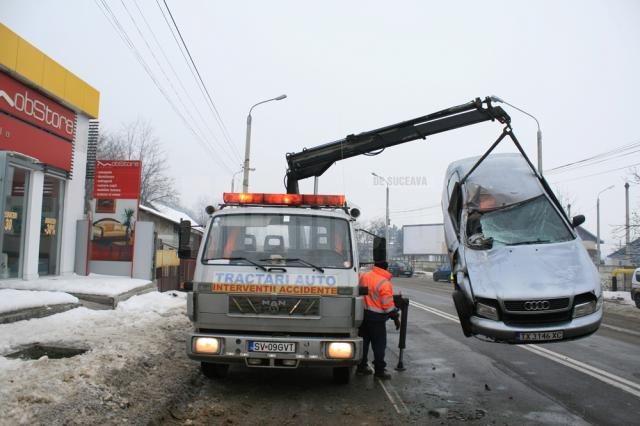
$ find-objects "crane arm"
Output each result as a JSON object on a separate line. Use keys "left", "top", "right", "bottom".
{"left": 285, "top": 96, "right": 510, "bottom": 194}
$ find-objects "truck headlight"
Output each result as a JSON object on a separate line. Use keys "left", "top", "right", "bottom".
{"left": 326, "top": 342, "right": 354, "bottom": 359}
{"left": 476, "top": 302, "right": 499, "bottom": 321}
{"left": 194, "top": 337, "right": 221, "bottom": 354}
{"left": 573, "top": 301, "right": 597, "bottom": 319}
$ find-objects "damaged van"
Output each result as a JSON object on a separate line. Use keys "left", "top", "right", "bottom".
{"left": 442, "top": 153, "right": 602, "bottom": 343}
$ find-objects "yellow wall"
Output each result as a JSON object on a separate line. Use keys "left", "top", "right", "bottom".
{"left": 0, "top": 23, "right": 100, "bottom": 118}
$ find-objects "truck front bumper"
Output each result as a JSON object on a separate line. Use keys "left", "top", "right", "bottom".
{"left": 187, "top": 332, "right": 363, "bottom": 368}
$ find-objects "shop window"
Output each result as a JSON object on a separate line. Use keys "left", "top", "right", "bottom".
{"left": 1, "top": 167, "right": 29, "bottom": 278}
{"left": 39, "top": 176, "right": 64, "bottom": 276}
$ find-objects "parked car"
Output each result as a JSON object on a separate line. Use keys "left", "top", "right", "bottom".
{"left": 433, "top": 264, "right": 452, "bottom": 282}
{"left": 442, "top": 153, "right": 602, "bottom": 343}
{"left": 389, "top": 261, "right": 413, "bottom": 277}
{"left": 632, "top": 268, "right": 640, "bottom": 308}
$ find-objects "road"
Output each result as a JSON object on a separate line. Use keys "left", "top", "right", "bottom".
{"left": 159, "top": 276, "right": 640, "bottom": 425}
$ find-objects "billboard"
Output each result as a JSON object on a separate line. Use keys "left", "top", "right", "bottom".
{"left": 90, "top": 161, "right": 142, "bottom": 262}
{"left": 403, "top": 224, "right": 446, "bottom": 255}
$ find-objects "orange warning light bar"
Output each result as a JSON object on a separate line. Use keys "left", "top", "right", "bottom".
{"left": 223, "top": 193, "right": 346, "bottom": 206}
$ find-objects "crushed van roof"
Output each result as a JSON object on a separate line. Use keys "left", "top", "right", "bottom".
{"left": 446, "top": 153, "right": 545, "bottom": 210}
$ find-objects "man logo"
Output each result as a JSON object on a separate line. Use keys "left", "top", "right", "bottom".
{"left": 524, "top": 300, "right": 551, "bottom": 311}
{"left": 0, "top": 90, "right": 14, "bottom": 108}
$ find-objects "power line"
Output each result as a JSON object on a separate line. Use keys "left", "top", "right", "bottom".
{"left": 550, "top": 161, "right": 640, "bottom": 184}
{"left": 159, "top": 0, "right": 241, "bottom": 162}
{"left": 545, "top": 139, "right": 640, "bottom": 175}
{"left": 390, "top": 203, "right": 440, "bottom": 214}
{"left": 123, "top": 0, "right": 240, "bottom": 171}
{"left": 94, "top": 0, "right": 233, "bottom": 174}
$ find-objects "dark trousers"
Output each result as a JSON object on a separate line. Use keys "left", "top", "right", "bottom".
{"left": 358, "top": 311, "right": 387, "bottom": 373}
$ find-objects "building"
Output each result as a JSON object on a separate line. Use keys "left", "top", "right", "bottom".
{"left": 575, "top": 225, "right": 604, "bottom": 265}
{"left": 139, "top": 202, "right": 203, "bottom": 291}
{"left": 607, "top": 238, "right": 640, "bottom": 268}
{"left": 0, "top": 23, "right": 99, "bottom": 279}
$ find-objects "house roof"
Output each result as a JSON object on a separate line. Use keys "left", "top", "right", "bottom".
{"left": 139, "top": 203, "right": 203, "bottom": 233}
{"left": 607, "top": 237, "right": 640, "bottom": 265}
{"left": 576, "top": 226, "right": 603, "bottom": 244}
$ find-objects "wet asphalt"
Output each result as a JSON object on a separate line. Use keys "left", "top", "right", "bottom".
{"left": 168, "top": 277, "right": 640, "bottom": 425}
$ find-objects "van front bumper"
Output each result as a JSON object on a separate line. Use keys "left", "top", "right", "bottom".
{"left": 187, "top": 332, "right": 362, "bottom": 368}
{"left": 470, "top": 308, "right": 603, "bottom": 343}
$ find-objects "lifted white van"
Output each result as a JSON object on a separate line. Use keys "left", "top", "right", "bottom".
{"left": 442, "top": 153, "right": 602, "bottom": 343}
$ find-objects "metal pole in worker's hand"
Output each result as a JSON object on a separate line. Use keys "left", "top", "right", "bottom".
{"left": 393, "top": 295, "right": 409, "bottom": 371}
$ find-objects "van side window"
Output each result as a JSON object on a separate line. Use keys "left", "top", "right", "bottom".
{"left": 636, "top": 271, "right": 640, "bottom": 282}
{"left": 448, "top": 181, "right": 463, "bottom": 233}
{"left": 447, "top": 172, "right": 459, "bottom": 200}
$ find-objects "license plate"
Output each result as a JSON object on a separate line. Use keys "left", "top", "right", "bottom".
{"left": 248, "top": 341, "right": 296, "bottom": 353}
{"left": 517, "top": 331, "right": 564, "bottom": 342}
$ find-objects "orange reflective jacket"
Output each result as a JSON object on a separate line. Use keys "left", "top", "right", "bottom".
{"left": 359, "top": 266, "right": 396, "bottom": 314}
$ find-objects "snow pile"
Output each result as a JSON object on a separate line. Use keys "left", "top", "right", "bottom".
{"left": 0, "top": 291, "right": 189, "bottom": 424}
{"left": 603, "top": 290, "right": 635, "bottom": 305}
{"left": 0, "top": 289, "right": 78, "bottom": 314}
{"left": 0, "top": 273, "right": 152, "bottom": 297}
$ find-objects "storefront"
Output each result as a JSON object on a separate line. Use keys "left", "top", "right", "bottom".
{"left": 0, "top": 23, "right": 99, "bottom": 279}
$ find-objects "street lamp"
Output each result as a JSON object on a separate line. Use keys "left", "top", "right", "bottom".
{"left": 371, "top": 172, "right": 390, "bottom": 256}
{"left": 597, "top": 185, "right": 615, "bottom": 265}
{"left": 230, "top": 167, "right": 251, "bottom": 192}
{"left": 242, "top": 94, "right": 287, "bottom": 192}
{"left": 490, "top": 96, "right": 543, "bottom": 175}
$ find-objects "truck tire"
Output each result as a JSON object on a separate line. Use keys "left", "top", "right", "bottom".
{"left": 452, "top": 290, "right": 473, "bottom": 337}
{"left": 333, "top": 366, "right": 352, "bottom": 384}
{"left": 201, "top": 362, "right": 229, "bottom": 379}
{"left": 635, "top": 293, "right": 640, "bottom": 309}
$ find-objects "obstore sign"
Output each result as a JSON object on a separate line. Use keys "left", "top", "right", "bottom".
{"left": 0, "top": 71, "right": 76, "bottom": 171}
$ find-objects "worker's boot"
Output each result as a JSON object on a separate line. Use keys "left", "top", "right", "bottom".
{"left": 356, "top": 363, "right": 373, "bottom": 375}
{"left": 374, "top": 370, "right": 392, "bottom": 380}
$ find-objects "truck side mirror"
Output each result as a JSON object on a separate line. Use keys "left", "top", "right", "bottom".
{"left": 571, "top": 214, "right": 585, "bottom": 228}
{"left": 373, "top": 236, "right": 387, "bottom": 264}
{"left": 178, "top": 220, "right": 193, "bottom": 259}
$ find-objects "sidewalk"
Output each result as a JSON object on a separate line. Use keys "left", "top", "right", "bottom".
{"left": 0, "top": 274, "right": 156, "bottom": 311}
{"left": 0, "top": 289, "right": 80, "bottom": 325}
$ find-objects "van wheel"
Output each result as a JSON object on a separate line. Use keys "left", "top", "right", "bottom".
{"left": 452, "top": 290, "right": 473, "bottom": 337}
{"left": 333, "top": 366, "right": 352, "bottom": 384}
{"left": 201, "top": 362, "right": 229, "bottom": 379}
{"left": 635, "top": 293, "right": 640, "bottom": 309}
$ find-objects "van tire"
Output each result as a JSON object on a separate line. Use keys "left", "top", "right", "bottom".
{"left": 333, "top": 366, "right": 352, "bottom": 384}
{"left": 201, "top": 362, "right": 229, "bottom": 379}
{"left": 634, "top": 293, "right": 640, "bottom": 309}
{"left": 452, "top": 290, "right": 473, "bottom": 337}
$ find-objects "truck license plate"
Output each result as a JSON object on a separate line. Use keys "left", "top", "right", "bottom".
{"left": 517, "top": 331, "right": 564, "bottom": 342}
{"left": 249, "top": 341, "right": 296, "bottom": 353}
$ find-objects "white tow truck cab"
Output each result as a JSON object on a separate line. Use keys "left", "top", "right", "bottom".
{"left": 182, "top": 192, "right": 372, "bottom": 383}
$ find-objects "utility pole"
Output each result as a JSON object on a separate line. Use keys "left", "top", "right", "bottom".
{"left": 625, "top": 182, "right": 630, "bottom": 263}
{"left": 597, "top": 185, "right": 614, "bottom": 267}
{"left": 372, "top": 172, "right": 390, "bottom": 257}
{"left": 567, "top": 203, "right": 571, "bottom": 218}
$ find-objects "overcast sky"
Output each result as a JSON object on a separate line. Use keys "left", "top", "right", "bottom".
{"left": 2, "top": 0, "right": 640, "bottom": 256}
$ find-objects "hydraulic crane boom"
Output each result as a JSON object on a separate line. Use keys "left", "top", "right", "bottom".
{"left": 285, "top": 96, "right": 511, "bottom": 194}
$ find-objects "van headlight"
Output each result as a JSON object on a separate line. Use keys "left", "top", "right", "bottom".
{"left": 573, "top": 300, "right": 598, "bottom": 319}
{"left": 476, "top": 301, "right": 499, "bottom": 321}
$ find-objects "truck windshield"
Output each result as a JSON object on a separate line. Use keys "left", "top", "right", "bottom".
{"left": 202, "top": 214, "right": 353, "bottom": 269}
{"left": 466, "top": 195, "right": 573, "bottom": 248}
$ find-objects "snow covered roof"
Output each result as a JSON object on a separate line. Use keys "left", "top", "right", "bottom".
{"left": 139, "top": 203, "right": 202, "bottom": 231}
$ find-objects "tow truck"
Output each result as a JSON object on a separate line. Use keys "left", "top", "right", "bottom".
{"left": 180, "top": 97, "right": 559, "bottom": 382}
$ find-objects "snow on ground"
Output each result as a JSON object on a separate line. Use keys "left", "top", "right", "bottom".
{"left": 603, "top": 290, "right": 635, "bottom": 305}
{"left": 0, "top": 289, "right": 78, "bottom": 314}
{"left": 0, "top": 273, "right": 152, "bottom": 297}
{"left": 0, "top": 291, "right": 190, "bottom": 425}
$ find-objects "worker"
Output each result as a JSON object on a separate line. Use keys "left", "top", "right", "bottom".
{"left": 357, "top": 261, "right": 400, "bottom": 379}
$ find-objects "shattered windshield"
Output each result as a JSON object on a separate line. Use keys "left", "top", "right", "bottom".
{"left": 466, "top": 195, "right": 573, "bottom": 248}
{"left": 202, "top": 214, "right": 352, "bottom": 269}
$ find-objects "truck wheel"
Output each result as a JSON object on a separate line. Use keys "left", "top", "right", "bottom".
{"left": 635, "top": 293, "right": 640, "bottom": 309}
{"left": 452, "top": 290, "right": 473, "bottom": 337}
{"left": 201, "top": 362, "right": 229, "bottom": 379}
{"left": 333, "top": 366, "right": 352, "bottom": 384}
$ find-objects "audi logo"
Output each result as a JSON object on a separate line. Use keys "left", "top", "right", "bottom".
{"left": 524, "top": 300, "right": 551, "bottom": 311}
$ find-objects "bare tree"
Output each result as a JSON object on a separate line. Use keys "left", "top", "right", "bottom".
{"left": 97, "top": 119, "right": 178, "bottom": 205}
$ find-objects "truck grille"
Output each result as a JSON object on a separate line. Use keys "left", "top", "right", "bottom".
{"left": 503, "top": 297, "right": 570, "bottom": 312}
{"left": 502, "top": 310, "right": 572, "bottom": 325}
{"left": 228, "top": 296, "right": 320, "bottom": 316}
